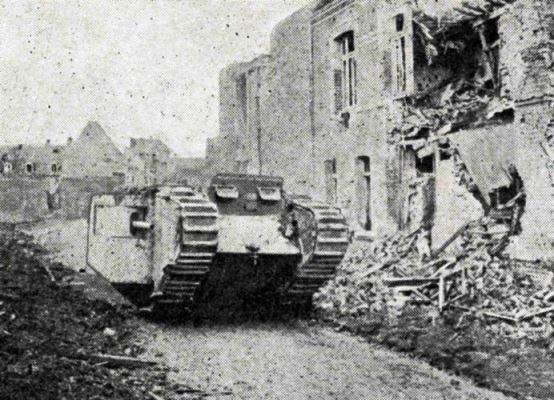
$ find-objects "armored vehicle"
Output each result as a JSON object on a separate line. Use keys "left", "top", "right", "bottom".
{"left": 86, "top": 174, "right": 349, "bottom": 315}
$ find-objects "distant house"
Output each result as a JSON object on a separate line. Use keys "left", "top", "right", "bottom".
{"left": 125, "top": 138, "right": 172, "bottom": 186}
{"left": 63, "top": 121, "right": 126, "bottom": 179}
{"left": 0, "top": 141, "right": 64, "bottom": 176}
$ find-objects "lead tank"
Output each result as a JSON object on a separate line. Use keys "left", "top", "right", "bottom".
{"left": 86, "top": 174, "right": 349, "bottom": 315}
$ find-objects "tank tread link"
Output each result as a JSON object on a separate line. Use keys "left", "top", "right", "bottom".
{"left": 155, "top": 194, "right": 219, "bottom": 309}
{"left": 286, "top": 201, "right": 349, "bottom": 300}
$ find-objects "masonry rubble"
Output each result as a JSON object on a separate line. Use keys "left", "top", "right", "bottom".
{"left": 314, "top": 208, "right": 554, "bottom": 341}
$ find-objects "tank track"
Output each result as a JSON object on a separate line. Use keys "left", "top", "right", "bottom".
{"left": 287, "top": 201, "right": 349, "bottom": 301}
{"left": 155, "top": 193, "right": 218, "bottom": 312}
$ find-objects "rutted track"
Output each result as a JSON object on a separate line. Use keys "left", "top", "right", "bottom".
{"left": 136, "top": 322, "right": 514, "bottom": 400}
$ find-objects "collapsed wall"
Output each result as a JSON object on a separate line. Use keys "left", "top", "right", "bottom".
{"left": 394, "top": 0, "right": 553, "bottom": 260}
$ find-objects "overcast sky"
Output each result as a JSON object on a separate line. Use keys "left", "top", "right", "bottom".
{"left": 0, "top": 0, "right": 311, "bottom": 157}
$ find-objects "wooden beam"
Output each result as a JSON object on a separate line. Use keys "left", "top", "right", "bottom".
{"left": 70, "top": 353, "right": 157, "bottom": 368}
{"left": 431, "top": 222, "right": 472, "bottom": 258}
{"left": 517, "top": 306, "right": 554, "bottom": 321}
{"left": 383, "top": 276, "right": 439, "bottom": 287}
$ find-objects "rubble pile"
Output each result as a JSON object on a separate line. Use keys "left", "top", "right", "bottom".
{"left": 0, "top": 229, "right": 172, "bottom": 400}
{"left": 314, "top": 218, "right": 554, "bottom": 342}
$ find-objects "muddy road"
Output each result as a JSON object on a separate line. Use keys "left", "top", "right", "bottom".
{"left": 136, "top": 322, "right": 511, "bottom": 400}
{"left": 25, "top": 218, "right": 514, "bottom": 400}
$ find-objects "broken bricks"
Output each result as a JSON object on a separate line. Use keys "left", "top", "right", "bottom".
{"left": 314, "top": 215, "right": 554, "bottom": 343}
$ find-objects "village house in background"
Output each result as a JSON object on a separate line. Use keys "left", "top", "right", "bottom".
{"left": 0, "top": 121, "right": 126, "bottom": 179}
{"left": 0, "top": 120, "right": 207, "bottom": 223}
{"left": 208, "top": 0, "right": 553, "bottom": 260}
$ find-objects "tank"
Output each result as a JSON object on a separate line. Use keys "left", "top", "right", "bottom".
{"left": 86, "top": 174, "right": 349, "bottom": 316}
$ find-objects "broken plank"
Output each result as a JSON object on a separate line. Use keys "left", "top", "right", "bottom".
{"left": 431, "top": 222, "right": 472, "bottom": 258}
{"left": 74, "top": 353, "right": 157, "bottom": 368}
{"left": 517, "top": 306, "right": 554, "bottom": 321}
{"left": 431, "top": 260, "right": 458, "bottom": 278}
{"left": 41, "top": 264, "right": 56, "bottom": 283}
{"left": 438, "top": 275, "right": 446, "bottom": 312}
{"left": 148, "top": 392, "right": 164, "bottom": 400}
{"left": 383, "top": 276, "right": 439, "bottom": 287}
{"left": 0, "top": 292, "right": 21, "bottom": 301}
{"left": 482, "top": 311, "right": 518, "bottom": 323}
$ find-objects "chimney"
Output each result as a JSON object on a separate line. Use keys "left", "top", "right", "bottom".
{"left": 46, "top": 139, "right": 51, "bottom": 146}
{"left": 67, "top": 137, "right": 73, "bottom": 145}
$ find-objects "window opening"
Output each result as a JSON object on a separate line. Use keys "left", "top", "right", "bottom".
{"left": 415, "top": 154, "right": 434, "bottom": 174}
{"left": 334, "top": 31, "right": 357, "bottom": 113}
{"left": 391, "top": 13, "right": 412, "bottom": 96}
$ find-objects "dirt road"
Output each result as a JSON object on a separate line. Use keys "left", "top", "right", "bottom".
{"left": 25, "top": 218, "right": 514, "bottom": 400}
{"left": 136, "top": 322, "right": 512, "bottom": 400}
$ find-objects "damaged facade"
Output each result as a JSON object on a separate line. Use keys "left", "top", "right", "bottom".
{"left": 209, "top": 0, "right": 553, "bottom": 260}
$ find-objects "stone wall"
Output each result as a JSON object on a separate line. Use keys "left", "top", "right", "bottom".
{"left": 0, "top": 176, "right": 124, "bottom": 223}
{"left": 498, "top": 2, "right": 553, "bottom": 259}
{"left": 209, "top": 6, "right": 315, "bottom": 195}
{"left": 0, "top": 177, "right": 50, "bottom": 223}
{"left": 262, "top": 6, "right": 315, "bottom": 195}
{"left": 310, "top": 0, "right": 410, "bottom": 232}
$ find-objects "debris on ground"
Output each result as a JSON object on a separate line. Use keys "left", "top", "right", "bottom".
{"left": 315, "top": 216, "right": 553, "bottom": 341}
{"left": 314, "top": 216, "right": 554, "bottom": 399}
{"left": 0, "top": 229, "right": 177, "bottom": 400}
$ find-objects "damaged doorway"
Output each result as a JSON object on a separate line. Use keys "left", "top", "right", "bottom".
{"left": 355, "top": 156, "right": 371, "bottom": 230}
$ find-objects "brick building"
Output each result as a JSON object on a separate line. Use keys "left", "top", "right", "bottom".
{"left": 210, "top": 0, "right": 553, "bottom": 260}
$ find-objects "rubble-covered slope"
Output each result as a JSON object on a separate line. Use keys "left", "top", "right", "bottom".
{"left": 314, "top": 219, "right": 554, "bottom": 399}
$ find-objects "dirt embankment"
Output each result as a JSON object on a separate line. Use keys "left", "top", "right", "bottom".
{"left": 0, "top": 229, "right": 171, "bottom": 400}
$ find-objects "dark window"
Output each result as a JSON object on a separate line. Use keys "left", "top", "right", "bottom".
{"left": 395, "top": 14, "right": 404, "bottom": 32}
{"left": 392, "top": 13, "right": 410, "bottom": 95}
{"left": 416, "top": 154, "right": 435, "bottom": 174}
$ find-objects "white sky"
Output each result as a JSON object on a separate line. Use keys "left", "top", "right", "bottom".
{"left": 0, "top": 0, "right": 312, "bottom": 157}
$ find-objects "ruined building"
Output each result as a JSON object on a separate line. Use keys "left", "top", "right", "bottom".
{"left": 208, "top": 0, "right": 553, "bottom": 260}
